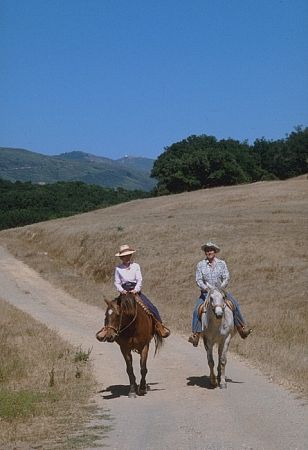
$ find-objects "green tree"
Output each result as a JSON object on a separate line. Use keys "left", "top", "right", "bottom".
{"left": 0, "top": 180, "right": 149, "bottom": 231}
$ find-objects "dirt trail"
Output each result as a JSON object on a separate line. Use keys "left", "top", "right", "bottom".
{"left": 0, "top": 246, "right": 307, "bottom": 450}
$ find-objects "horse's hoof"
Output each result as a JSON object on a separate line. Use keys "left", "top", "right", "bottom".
{"left": 138, "top": 384, "right": 147, "bottom": 395}
{"left": 138, "top": 388, "right": 147, "bottom": 396}
{"left": 128, "top": 392, "right": 137, "bottom": 398}
{"left": 210, "top": 378, "right": 218, "bottom": 387}
{"left": 219, "top": 383, "right": 227, "bottom": 389}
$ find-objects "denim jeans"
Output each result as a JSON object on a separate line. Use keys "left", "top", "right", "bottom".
{"left": 192, "top": 291, "right": 245, "bottom": 332}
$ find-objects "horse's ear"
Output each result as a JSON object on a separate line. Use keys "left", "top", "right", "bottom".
{"left": 104, "top": 298, "right": 111, "bottom": 307}
{"left": 221, "top": 288, "right": 228, "bottom": 298}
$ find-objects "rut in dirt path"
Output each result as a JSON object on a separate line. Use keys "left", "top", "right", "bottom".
{"left": 0, "top": 246, "right": 307, "bottom": 450}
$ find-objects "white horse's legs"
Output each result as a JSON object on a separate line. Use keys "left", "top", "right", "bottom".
{"left": 218, "top": 334, "right": 231, "bottom": 389}
{"left": 204, "top": 338, "right": 217, "bottom": 387}
{"left": 202, "top": 292, "right": 234, "bottom": 390}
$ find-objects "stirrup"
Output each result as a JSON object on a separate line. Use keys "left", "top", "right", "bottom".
{"left": 155, "top": 322, "right": 170, "bottom": 338}
{"left": 188, "top": 333, "right": 200, "bottom": 347}
{"left": 237, "top": 325, "right": 252, "bottom": 339}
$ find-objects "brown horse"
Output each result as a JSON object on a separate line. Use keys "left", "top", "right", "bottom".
{"left": 96, "top": 292, "right": 163, "bottom": 397}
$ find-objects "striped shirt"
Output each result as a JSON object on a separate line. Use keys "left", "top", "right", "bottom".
{"left": 196, "top": 257, "right": 230, "bottom": 291}
{"left": 114, "top": 262, "right": 142, "bottom": 293}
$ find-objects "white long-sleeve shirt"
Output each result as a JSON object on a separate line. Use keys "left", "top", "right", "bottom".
{"left": 114, "top": 262, "right": 142, "bottom": 293}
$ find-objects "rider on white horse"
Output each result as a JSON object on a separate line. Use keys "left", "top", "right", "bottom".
{"left": 188, "top": 241, "right": 252, "bottom": 347}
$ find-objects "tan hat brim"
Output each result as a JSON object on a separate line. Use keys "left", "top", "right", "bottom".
{"left": 201, "top": 244, "right": 220, "bottom": 252}
{"left": 115, "top": 250, "right": 136, "bottom": 257}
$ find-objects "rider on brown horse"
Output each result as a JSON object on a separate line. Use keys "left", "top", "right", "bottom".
{"left": 114, "top": 244, "right": 170, "bottom": 338}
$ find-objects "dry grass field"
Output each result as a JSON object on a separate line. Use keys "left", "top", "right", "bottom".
{"left": 0, "top": 299, "right": 106, "bottom": 449}
{"left": 0, "top": 176, "right": 307, "bottom": 397}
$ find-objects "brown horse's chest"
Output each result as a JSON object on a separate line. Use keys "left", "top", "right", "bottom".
{"left": 119, "top": 335, "right": 149, "bottom": 353}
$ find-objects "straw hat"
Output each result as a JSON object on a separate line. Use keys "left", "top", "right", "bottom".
{"left": 115, "top": 244, "right": 136, "bottom": 257}
{"left": 201, "top": 241, "right": 221, "bottom": 253}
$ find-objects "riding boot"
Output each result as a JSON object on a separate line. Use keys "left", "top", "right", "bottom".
{"left": 155, "top": 321, "right": 170, "bottom": 338}
{"left": 236, "top": 325, "right": 252, "bottom": 339}
{"left": 188, "top": 332, "right": 200, "bottom": 347}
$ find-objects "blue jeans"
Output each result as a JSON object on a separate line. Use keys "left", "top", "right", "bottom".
{"left": 192, "top": 291, "right": 245, "bottom": 333}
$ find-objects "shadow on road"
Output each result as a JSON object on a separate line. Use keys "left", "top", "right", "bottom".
{"left": 100, "top": 382, "right": 164, "bottom": 399}
{"left": 187, "top": 375, "right": 244, "bottom": 389}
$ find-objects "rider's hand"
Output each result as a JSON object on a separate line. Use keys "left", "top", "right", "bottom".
{"left": 121, "top": 290, "right": 128, "bottom": 294}
{"left": 131, "top": 290, "right": 137, "bottom": 294}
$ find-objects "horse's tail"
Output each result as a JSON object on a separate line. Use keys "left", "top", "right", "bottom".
{"left": 153, "top": 330, "right": 164, "bottom": 356}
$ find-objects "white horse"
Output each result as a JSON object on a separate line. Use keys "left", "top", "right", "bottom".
{"left": 201, "top": 288, "right": 235, "bottom": 389}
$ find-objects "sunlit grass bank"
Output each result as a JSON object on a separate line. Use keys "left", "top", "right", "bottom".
{"left": 0, "top": 299, "right": 106, "bottom": 449}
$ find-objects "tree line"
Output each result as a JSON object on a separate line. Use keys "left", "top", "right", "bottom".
{"left": 1, "top": 127, "right": 306, "bottom": 230}
{"left": 151, "top": 126, "right": 308, "bottom": 194}
{"left": 0, "top": 180, "right": 149, "bottom": 230}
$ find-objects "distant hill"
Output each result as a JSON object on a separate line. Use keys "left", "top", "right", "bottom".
{"left": 116, "top": 155, "right": 154, "bottom": 174}
{"left": 0, "top": 148, "right": 156, "bottom": 191}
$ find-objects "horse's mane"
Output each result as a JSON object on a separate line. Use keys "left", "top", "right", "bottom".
{"left": 117, "top": 293, "right": 137, "bottom": 316}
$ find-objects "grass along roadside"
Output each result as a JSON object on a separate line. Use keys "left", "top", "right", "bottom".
{"left": 0, "top": 177, "right": 307, "bottom": 397}
{"left": 0, "top": 299, "right": 108, "bottom": 449}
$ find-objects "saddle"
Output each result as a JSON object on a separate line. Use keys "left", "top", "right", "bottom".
{"left": 134, "top": 294, "right": 170, "bottom": 338}
{"left": 225, "top": 298, "right": 235, "bottom": 312}
{"left": 198, "top": 299, "right": 209, "bottom": 319}
{"left": 134, "top": 294, "right": 152, "bottom": 317}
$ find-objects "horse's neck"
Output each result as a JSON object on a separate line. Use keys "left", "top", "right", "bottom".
{"left": 120, "top": 298, "right": 136, "bottom": 317}
{"left": 205, "top": 306, "right": 217, "bottom": 323}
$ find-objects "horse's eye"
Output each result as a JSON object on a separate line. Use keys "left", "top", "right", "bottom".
{"left": 108, "top": 309, "right": 113, "bottom": 316}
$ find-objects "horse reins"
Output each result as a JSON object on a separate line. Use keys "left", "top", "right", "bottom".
{"left": 106, "top": 299, "right": 138, "bottom": 336}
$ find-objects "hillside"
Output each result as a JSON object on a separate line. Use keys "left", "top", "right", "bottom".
{"left": 116, "top": 155, "right": 154, "bottom": 174}
{"left": 0, "top": 147, "right": 155, "bottom": 191}
{"left": 0, "top": 176, "right": 307, "bottom": 395}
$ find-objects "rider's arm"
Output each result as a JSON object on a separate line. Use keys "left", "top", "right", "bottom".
{"left": 114, "top": 267, "right": 126, "bottom": 293}
{"left": 134, "top": 263, "right": 142, "bottom": 292}
{"left": 220, "top": 261, "right": 230, "bottom": 288}
{"left": 196, "top": 261, "right": 208, "bottom": 291}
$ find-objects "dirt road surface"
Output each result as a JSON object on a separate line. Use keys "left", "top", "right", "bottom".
{"left": 0, "top": 246, "right": 307, "bottom": 450}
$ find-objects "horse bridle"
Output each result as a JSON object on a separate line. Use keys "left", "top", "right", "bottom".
{"left": 105, "top": 300, "right": 138, "bottom": 336}
{"left": 208, "top": 290, "right": 227, "bottom": 313}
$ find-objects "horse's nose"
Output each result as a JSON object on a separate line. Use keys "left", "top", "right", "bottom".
{"left": 214, "top": 307, "right": 223, "bottom": 318}
{"left": 96, "top": 328, "right": 108, "bottom": 342}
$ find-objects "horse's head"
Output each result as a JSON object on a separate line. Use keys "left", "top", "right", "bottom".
{"left": 96, "top": 293, "right": 136, "bottom": 343}
{"left": 96, "top": 298, "right": 121, "bottom": 342}
{"left": 209, "top": 288, "right": 225, "bottom": 319}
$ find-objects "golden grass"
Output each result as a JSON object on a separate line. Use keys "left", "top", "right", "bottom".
{"left": 1, "top": 176, "right": 307, "bottom": 397}
{"left": 0, "top": 299, "right": 104, "bottom": 449}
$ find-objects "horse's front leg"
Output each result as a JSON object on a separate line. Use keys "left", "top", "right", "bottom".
{"left": 138, "top": 344, "right": 149, "bottom": 395}
{"left": 217, "top": 334, "right": 232, "bottom": 389}
{"left": 120, "top": 347, "right": 137, "bottom": 398}
{"left": 203, "top": 337, "right": 217, "bottom": 387}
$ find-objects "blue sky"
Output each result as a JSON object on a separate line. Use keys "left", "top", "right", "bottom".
{"left": 1, "top": 0, "right": 307, "bottom": 159}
